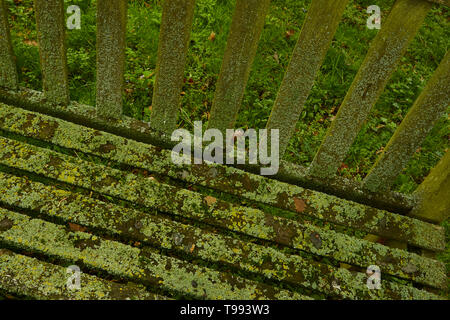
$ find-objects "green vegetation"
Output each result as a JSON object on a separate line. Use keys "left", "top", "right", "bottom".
{"left": 2, "top": 0, "right": 449, "bottom": 296}
{"left": 5, "top": 0, "right": 448, "bottom": 191}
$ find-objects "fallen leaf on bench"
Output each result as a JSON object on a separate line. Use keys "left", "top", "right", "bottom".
{"left": 68, "top": 222, "right": 87, "bottom": 232}
{"left": 204, "top": 195, "right": 217, "bottom": 206}
{"left": 293, "top": 197, "right": 306, "bottom": 213}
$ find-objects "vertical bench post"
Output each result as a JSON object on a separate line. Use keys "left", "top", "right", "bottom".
{"left": 266, "top": 0, "right": 349, "bottom": 157}
{"left": 0, "top": 0, "right": 18, "bottom": 89}
{"left": 207, "top": 0, "right": 271, "bottom": 133}
{"left": 363, "top": 51, "right": 450, "bottom": 192}
{"left": 150, "top": 0, "right": 196, "bottom": 135}
{"left": 34, "top": 0, "right": 69, "bottom": 105}
{"left": 96, "top": 0, "right": 127, "bottom": 118}
{"left": 308, "top": 0, "right": 432, "bottom": 178}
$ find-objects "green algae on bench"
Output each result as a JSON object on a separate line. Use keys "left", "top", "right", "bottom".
{"left": 0, "top": 135, "right": 445, "bottom": 289}
{"left": 0, "top": 0, "right": 448, "bottom": 301}
{"left": 0, "top": 208, "right": 311, "bottom": 300}
{"left": 0, "top": 172, "right": 439, "bottom": 300}
{"left": 0, "top": 87, "right": 418, "bottom": 216}
{"left": 0, "top": 103, "right": 444, "bottom": 253}
{"left": 0, "top": 250, "right": 168, "bottom": 300}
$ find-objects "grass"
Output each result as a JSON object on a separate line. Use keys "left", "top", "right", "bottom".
{"left": 6, "top": 0, "right": 448, "bottom": 192}
{"left": 2, "top": 0, "right": 449, "bottom": 295}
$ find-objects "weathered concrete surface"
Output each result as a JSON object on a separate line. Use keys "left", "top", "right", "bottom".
{"left": 0, "top": 136, "right": 445, "bottom": 289}
{"left": 0, "top": 172, "right": 438, "bottom": 300}
{"left": 0, "top": 103, "right": 443, "bottom": 253}
{"left": 0, "top": 249, "right": 167, "bottom": 300}
{"left": 0, "top": 208, "right": 310, "bottom": 300}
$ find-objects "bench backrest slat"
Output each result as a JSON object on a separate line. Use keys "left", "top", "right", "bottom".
{"left": 34, "top": 0, "right": 69, "bottom": 105}
{"left": 363, "top": 51, "right": 450, "bottom": 192}
{"left": 207, "top": 0, "right": 271, "bottom": 133}
{"left": 0, "top": 0, "right": 17, "bottom": 89}
{"left": 0, "top": 0, "right": 447, "bottom": 210}
{"left": 95, "top": 0, "right": 127, "bottom": 118}
{"left": 0, "top": 0, "right": 448, "bottom": 298}
{"left": 150, "top": 0, "right": 196, "bottom": 134}
{"left": 266, "top": 0, "right": 349, "bottom": 157}
{"left": 308, "top": 0, "right": 433, "bottom": 178}
{"left": 411, "top": 151, "right": 450, "bottom": 223}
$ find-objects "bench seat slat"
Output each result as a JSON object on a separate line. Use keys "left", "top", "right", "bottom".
{"left": 0, "top": 249, "right": 166, "bottom": 300}
{"left": 0, "top": 87, "right": 417, "bottom": 214}
{"left": 0, "top": 172, "right": 439, "bottom": 299}
{"left": 0, "top": 208, "right": 310, "bottom": 300}
{"left": 0, "top": 135, "right": 445, "bottom": 289}
{"left": 0, "top": 103, "right": 444, "bottom": 253}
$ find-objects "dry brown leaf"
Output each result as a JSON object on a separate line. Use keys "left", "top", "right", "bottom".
{"left": 68, "top": 223, "right": 86, "bottom": 232}
{"left": 204, "top": 195, "right": 217, "bottom": 206}
{"left": 293, "top": 197, "right": 306, "bottom": 213}
{"left": 285, "top": 29, "right": 295, "bottom": 39}
{"left": 23, "top": 39, "right": 38, "bottom": 47}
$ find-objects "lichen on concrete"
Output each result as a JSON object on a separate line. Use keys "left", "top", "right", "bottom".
{"left": 0, "top": 172, "right": 439, "bottom": 299}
